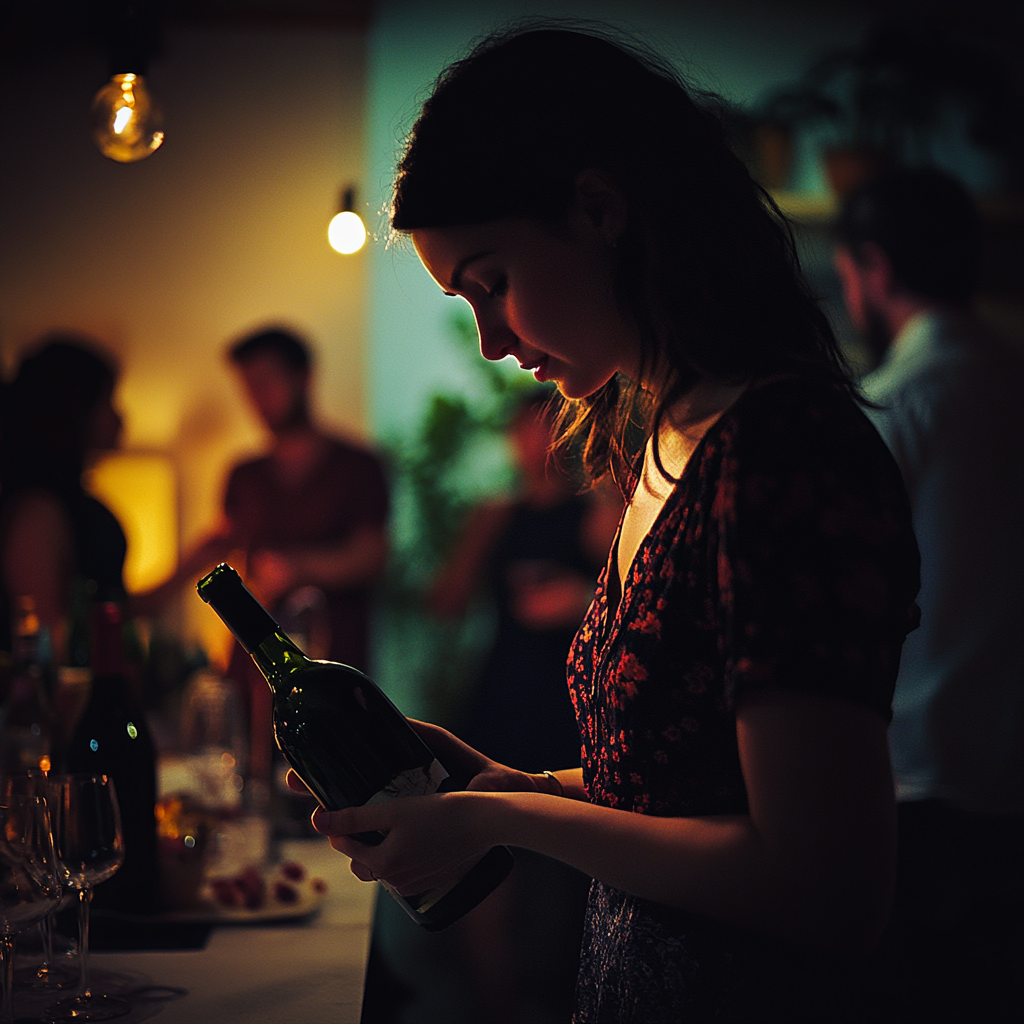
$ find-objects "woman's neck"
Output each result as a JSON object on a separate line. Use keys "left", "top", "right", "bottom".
{"left": 616, "top": 379, "right": 747, "bottom": 590}
{"left": 651, "top": 379, "right": 748, "bottom": 483}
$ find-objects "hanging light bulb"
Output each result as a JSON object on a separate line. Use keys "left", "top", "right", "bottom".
{"left": 90, "top": 4, "right": 164, "bottom": 163}
{"left": 328, "top": 187, "right": 367, "bottom": 254}
{"left": 91, "top": 73, "right": 164, "bottom": 163}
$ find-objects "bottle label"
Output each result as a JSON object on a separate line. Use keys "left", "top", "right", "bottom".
{"left": 364, "top": 758, "right": 448, "bottom": 805}
{"left": 364, "top": 758, "right": 454, "bottom": 914}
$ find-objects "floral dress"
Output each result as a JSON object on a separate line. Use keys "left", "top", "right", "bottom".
{"left": 568, "top": 379, "right": 920, "bottom": 1023}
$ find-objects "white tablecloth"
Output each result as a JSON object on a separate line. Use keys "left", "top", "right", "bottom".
{"left": 15, "top": 839, "right": 376, "bottom": 1024}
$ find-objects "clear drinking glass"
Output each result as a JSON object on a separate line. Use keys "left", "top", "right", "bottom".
{"left": 0, "top": 794, "right": 63, "bottom": 1024}
{"left": 0, "top": 771, "right": 75, "bottom": 990}
{"left": 179, "top": 670, "right": 247, "bottom": 810}
{"left": 47, "top": 773, "right": 129, "bottom": 1022}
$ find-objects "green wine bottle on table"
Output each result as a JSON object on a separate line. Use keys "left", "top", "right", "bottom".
{"left": 63, "top": 601, "right": 159, "bottom": 914}
{"left": 196, "top": 563, "right": 513, "bottom": 930}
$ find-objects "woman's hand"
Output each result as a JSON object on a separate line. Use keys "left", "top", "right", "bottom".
{"left": 284, "top": 770, "right": 487, "bottom": 888}
{"left": 405, "top": 719, "right": 544, "bottom": 793}
{"left": 312, "top": 791, "right": 496, "bottom": 897}
{"left": 284, "top": 720, "right": 568, "bottom": 889}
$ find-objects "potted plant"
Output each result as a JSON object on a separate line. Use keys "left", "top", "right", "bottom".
{"left": 756, "top": 18, "right": 1022, "bottom": 196}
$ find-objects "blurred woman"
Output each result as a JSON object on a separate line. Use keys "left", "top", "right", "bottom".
{"left": 0, "top": 336, "right": 125, "bottom": 668}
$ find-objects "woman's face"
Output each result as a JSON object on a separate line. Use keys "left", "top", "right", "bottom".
{"left": 412, "top": 211, "right": 641, "bottom": 400}
{"left": 86, "top": 385, "right": 123, "bottom": 453}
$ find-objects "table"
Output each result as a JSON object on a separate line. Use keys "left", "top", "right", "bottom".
{"left": 16, "top": 839, "right": 376, "bottom": 1024}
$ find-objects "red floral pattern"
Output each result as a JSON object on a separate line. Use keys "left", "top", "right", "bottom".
{"left": 569, "top": 380, "right": 920, "bottom": 1021}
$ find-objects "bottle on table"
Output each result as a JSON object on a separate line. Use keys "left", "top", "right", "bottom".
{"left": 62, "top": 601, "right": 159, "bottom": 914}
{"left": 197, "top": 562, "right": 515, "bottom": 931}
{"left": 0, "top": 595, "right": 54, "bottom": 773}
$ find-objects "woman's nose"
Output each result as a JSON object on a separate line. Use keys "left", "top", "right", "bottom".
{"left": 475, "top": 312, "right": 516, "bottom": 362}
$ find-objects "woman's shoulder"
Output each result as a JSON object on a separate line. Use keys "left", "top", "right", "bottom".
{"left": 718, "top": 377, "right": 893, "bottom": 477}
{"left": 730, "top": 376, "right": 867, "bottom": 430}
{"left": 0, "top": 487, "right": 76, "bottom": 568}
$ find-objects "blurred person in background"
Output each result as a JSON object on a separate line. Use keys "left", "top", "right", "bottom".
{"left": 0, "top": 336, "right": 126, "bottom": 669}
{"left": 835, "top": 167, "right": 1024, "bottom": 1022}
{"left": 0, "top": 335, "right": 133, "bottom": 767}
{"left": 425, "top": 388, "right": 620, "bottom": 1023}
{"left": 140, "top": 327, "right": 389, "bottom": 782}
{"left": 431, "top": 389, "right": 620, "bottom": 776}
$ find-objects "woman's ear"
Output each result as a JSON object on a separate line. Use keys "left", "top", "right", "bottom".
{"left": 572, "top": 168, "right": 628, "bottom": 246}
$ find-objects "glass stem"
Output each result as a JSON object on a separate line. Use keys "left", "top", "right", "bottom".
{"left": 77, "top": 888, "right": 93, "bottom": 999}
{"left": 1, "top": 935, "right": 15, "bottom": 1024}
{"left": 39, "top": 914, "right": 54, "bottom": 980}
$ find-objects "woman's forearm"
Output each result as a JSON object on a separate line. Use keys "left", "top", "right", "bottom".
{"left": 476, "top": 791, "right": 774, "bottom": 933}
{"left": 478, "top": 694, "right": 895, "bottom": 954}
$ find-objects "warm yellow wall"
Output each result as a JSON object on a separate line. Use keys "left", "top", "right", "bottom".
{"left": 0, "top": 26, "right": 370, "bottom": 654}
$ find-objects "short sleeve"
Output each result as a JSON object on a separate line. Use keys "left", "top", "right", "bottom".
{"left": 719, "top": 386, "right": 920, "bottom": 719}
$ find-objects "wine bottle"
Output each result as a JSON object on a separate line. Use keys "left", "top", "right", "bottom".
{"left": 197, "top": 563, "right": 514, "bottom": 931}
{"left": 63, "top": 602, "right": 159, "bottom": 914}
{"left": 0, "top": 596, "right": 54, "bottom": 772}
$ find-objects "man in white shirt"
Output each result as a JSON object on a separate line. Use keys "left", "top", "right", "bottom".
{"left": 835, "top": 168, "right": 1023, "bottom": 1023}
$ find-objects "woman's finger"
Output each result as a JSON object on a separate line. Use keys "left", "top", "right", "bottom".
{"left": 330, "top": 834, "right": 372, "bottom": 858}
{"left": 312, "top": 804, "right": 383, "bottom": 837}
{"left": 285, "top": 768, "right": 313, "bottom": 795}
{"left": 350, "top": 860, "right": 376, "bottom": 882}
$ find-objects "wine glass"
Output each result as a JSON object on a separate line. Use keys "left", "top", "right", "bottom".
{"left": 47, "top": 774, "right": 129, "bottom": 1022}
{"left": 0, "top": 794, "right": 63, "bottom": 1024}
{"left": 179, "top": 670, "right": 247, "bottom": 810}
{"left": 0, "top": 771, "right": 75, "bottom": 991}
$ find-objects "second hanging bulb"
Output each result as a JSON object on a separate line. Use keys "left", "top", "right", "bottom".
{"left": 328, "top": 187, "right": 367, "bottom": 254}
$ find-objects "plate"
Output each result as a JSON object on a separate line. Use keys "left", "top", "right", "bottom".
{"left": 164, "top": 862, "right": 329, "bottom": 924}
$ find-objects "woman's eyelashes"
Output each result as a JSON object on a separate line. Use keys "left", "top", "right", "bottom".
{"left": 486, "top": 274, "right": 509, "bottom": 300}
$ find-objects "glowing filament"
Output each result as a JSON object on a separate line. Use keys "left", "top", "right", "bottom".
{"left": 113, "top": 106, "right": 133, "bottom": 134}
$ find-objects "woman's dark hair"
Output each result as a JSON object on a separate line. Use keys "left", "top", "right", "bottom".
{"left": 1, "top": 335, "right": 118, "bottom": 496}
{"left": 392, "top": 23, "right": 854, "bottom": 488}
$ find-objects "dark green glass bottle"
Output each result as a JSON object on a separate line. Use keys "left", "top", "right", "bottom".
{"left": 63, "top": 601, "right": 159, "bottom": 914}
{"left": 197, "top": 563, "right": 513, "bottom": 930}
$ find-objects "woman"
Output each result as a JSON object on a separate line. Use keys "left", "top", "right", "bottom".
{"left": 0, "top": 337, "right": 126, "bottom": 669}
{"left": 302, "top": 26, "right": 919, "bottom": 1021}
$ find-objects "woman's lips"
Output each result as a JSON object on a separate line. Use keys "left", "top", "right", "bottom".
{"left": 520, "top": 356, "right": 548, "bottom": 381}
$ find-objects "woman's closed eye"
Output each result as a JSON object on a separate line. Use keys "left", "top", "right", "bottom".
{"left": 486, "top": 275, "right": 509, "bottom": 300}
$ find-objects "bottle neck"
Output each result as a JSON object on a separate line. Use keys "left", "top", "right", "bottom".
{"left": 196, "top": 564, "right": 313, "bottom": 693}
{"left": 86, "top": 674, "right": 127, "bottom": 710}
{"left": 91, "top": 603, "right": 124, "bottom": 677}
{"left": 250, "top": 631, "right": 312, "bottom": 691}
{"left": 197, "top": 564, "right": 282, "bottom": 653}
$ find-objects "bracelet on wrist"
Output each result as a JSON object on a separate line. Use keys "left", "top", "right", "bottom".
{"left": 541, "top": 770, "right": 564, "bottom": 797}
